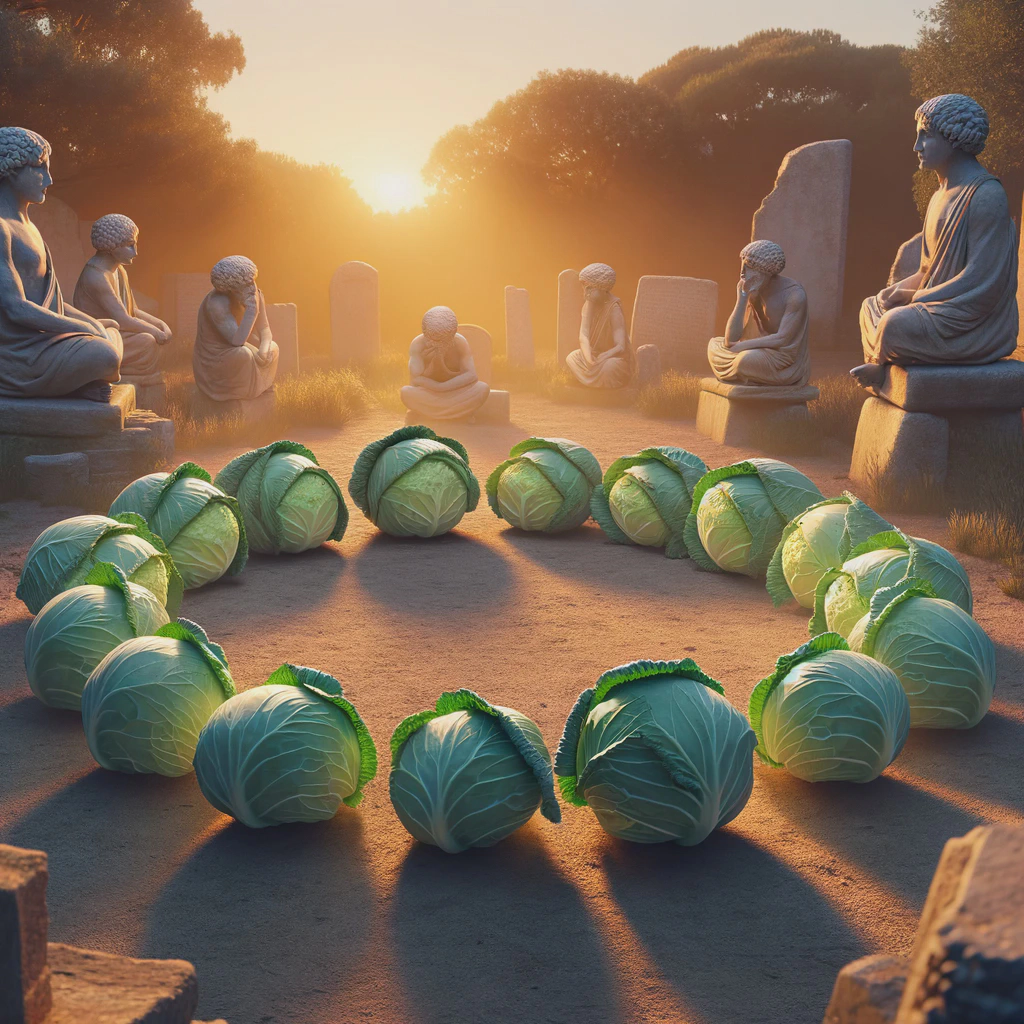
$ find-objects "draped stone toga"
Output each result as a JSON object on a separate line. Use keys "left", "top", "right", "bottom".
{"left": 400, "top": 337, "right": 490, "bottom": 420}
{"left": 860, "top": 173, "right": 1019, "bottom": 366}
{"left": 566, "top": 297, "right": 634, "bottom": 388}
{"left": 193, "top": 292, "right": 279, "bottom": 402}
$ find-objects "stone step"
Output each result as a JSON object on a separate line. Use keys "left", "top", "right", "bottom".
{"left": 0, "top": 384, "right": 135, "bottom": 438}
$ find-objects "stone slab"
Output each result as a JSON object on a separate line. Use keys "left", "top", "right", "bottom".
{"left": 850, "top": 397, "right": 949, "bottom": 490}
{"left": 159, "top": 274, "right": 210, "bottom": 352}
{"left": 0, "top": 384, "right": 135, "bottom": 438}
{"left": 635, "top": 344, "right": 661, "bottom": 386}
{"left": 329, "top": 261, "right": 380, "bottom": 365}
{"left": 823, "top": 955, "right": 908, "bottom": 1024}
{"left": 551, "top": 384, "right": 638, "bottom": 408}
{"left": 458, "top": 324, "right": 493, "bottom": 385}
{"left": 504, "top": 286, "right": 535, "bottom": 368}
{"left": 24, "top": 453, "right": 90, "bottom": 507}
{"left": 556, "top": 269, "right": 581, "bottom": 367}
{"left": 267, "top": 303, "right": 299, "bottom": 378}
{"left": 629, "top": 276, "right": 718, "bottom": 374}
{"left": 403, "top": 389, "right": 510, "bottom": 427}
{"left": 0, "top": 844, "right": 51, "bottom": 1024}
{"left": 699, "top": 377, "right": 819, "bottom": 402}
{"left": 697, "top": 389, "right": 812, "bottom": 447}
{"left": 32, "top": 196, "right": 88, "bottom": 297}
{"left": 872, "top": 360, "right": 1024, "bottom": 413}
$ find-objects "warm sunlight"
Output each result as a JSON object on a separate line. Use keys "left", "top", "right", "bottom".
{"left": 362, "top": 171, "right": 430, "bottom": 214}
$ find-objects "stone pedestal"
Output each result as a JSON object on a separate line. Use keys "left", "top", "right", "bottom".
{"left": 186, "top": 383, "right": 276, "bottom": 424}
{"left": 267, "top": 303, "right": 300, "bottom": 377}
{"left": 696, "top": 378, "right": 819, "bottom": 447}
{"left": 120, "top": 373, "right": 167, "bottom": 416}
{"left": 404, "top": 389, "right": 510, "bottom": 427}
{"left": 629, "top": 276, "right": 718, "bottom": 374}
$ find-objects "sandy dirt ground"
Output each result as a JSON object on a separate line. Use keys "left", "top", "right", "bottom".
{"left": 1, "top": 395, "right": 1022, "bottom": 1024}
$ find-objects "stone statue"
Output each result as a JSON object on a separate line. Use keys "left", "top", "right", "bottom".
{"left": 0, "top": 127, "right": 122, "bottom": 402}
{"left": 852, "top": 94, "right": 1019, "bottom": 389}
{"left": 400, "top": 306, "right": 490, "bottom": 421}
{"left": 566, "top": 263, "right": 634, "bottom": 388}
{"left": 193, "top": 255, "right": 279, "bottom": 402}
{"left": 707, "top": 240, "right": 810, "bottom": 387}
{"left": 73, "top": 214, "right": 171, "bottom": 380}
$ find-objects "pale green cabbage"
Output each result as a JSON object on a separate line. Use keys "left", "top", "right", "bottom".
{"left": 697, "top": 476, "right": 781, "bottom": 574}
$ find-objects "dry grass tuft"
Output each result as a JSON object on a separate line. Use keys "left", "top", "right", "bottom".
{"left": 808, "top": 374, "right": 867, "bottom": 444}
{"left": 947, "top": 510, "right": 1024, "bottom": 561}
{"left": 637, "top": 371, "right": 701, "bottom": 420}
{"left": 998, "top": 558, "right": 1024, "bottom": 599}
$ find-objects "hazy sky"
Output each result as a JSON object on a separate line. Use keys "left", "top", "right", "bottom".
{"left": 196, "top": 0, "right": 925, "bottom": 212}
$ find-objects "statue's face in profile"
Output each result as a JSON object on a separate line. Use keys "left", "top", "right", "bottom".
{"left": 740, "top": 261, "right": 769, "bottom": 296}
{"left": 112, "top": 235, "right": 139, "bottom": 266}
{"left": 584, "top": 285, "right": 607, "bottom": 303}
{"left": 9, "top": 159, "right": 52, "bottom": 205}
{"left": 914, "top": 125, "right": 956, "bottom": 172}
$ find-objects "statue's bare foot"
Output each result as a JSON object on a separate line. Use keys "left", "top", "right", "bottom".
{"left": 71, "top": 380, "right": 113, "bottom": 403}
{"left": 849, "top": 363, "right": 885, "bottom": 389}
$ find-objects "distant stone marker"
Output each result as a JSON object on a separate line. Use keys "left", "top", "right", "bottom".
{"left": 330, "top": 261, "right": 380, "bottom": 365}
{"left": 629, "top": 275, "right": 718, "bottom": 373}
{"left": 458, "top": 324, "right": 493, "bottom": 384}
{"left": 504, "top": 286, "right": 535, "bottom": 367}
{"left": 31, "top": 195, "right": 88, "bottom": 296}
{"left": 556, "top": 269, "right": 580, "bottom": 367}
{"left": 752, "top": 139, "right": 852, "bottom": 349}
{"left": 267, "top": 303, "right": 300, "bottom": 377}
{"left": 159, "top": 272, "right": 210, "bottom": 350}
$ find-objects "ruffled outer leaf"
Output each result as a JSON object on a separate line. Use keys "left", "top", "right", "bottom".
{"left": 154, "top": 618, "right": 236, "bottom": 699}
{"left": 264, "top": 663, "right": 378, "bottom": 807}
{"left": 390, "top": 688, "right": 560, "bottom": 823}
{"left": 855, "top": 577, "right": 940, "bottom": 658}
{"left": 83, "top": 562, "right": 142, "bottom": 636}
{"left": 110, "top": 512, "right": 185, "bottom": 616}
{"left": 747, "top": 633, "right": 849, "bottom": 767}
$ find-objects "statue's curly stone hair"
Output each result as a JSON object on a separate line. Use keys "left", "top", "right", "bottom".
{"left": 422, "top": 305, "right": 459, "bottom": 340}
{"left": 579, "top": 262, "right": 616, "bottom": 290}
{"left": 90, "top": 214, "right": 138, "bottom": 253}
{"left": 741, "top": 239, "right": 786, "bottom": 276}
{"left": 210, "top": 255, "right": 258, "bottom": 294}
{"left": 916, "top": 94, "right": 989, "bottom": 156}
{"left": 0, "top": 127, "right": 51, "bottom": 180}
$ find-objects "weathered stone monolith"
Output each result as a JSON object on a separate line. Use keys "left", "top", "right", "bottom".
{"left": 504, "top": 286, "right": 535, "bottom": 367}
{"left": 31, "top": 196, "right": 88, "bottom": 296}
{"left": 267, "top": 303, "right": 300, "bottom": 377}
{"left": 329, "top": 261, "right": 380, "bottom": 365}
{"left": 556, "top": 269, "right": 580, "bottom": 367}
{"left": 629, "top": 276, "right": 718, "bottom": 373}
{"left": 0, "top": 844, "right": 51, "bottom": 1024}
{"left": 458, "top": 324, "right": 493, "bottom": 384}
{"left": 159, "top": 272, "right": 210, "bottom": 350}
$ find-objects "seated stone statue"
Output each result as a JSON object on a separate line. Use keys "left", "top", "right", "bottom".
{"left": 852, "top": 94, "right": 1019, "bottom": 389}
{"left": 0, "top": 127, "right": 122, "bottom": 402}
{"left": 73, "top": 214, "right": 171, "bottom": 381}
{"left": 566, "top": 263, "right": 634, "bottom": 388}
{"left": 707, "top": 240, "right": 810, "bottom": 387}
{"left": 193, "top": 255, "right": 279, "bottom": 402}
{"left": 401, "top": 306, "right": 490, "bottom": 421}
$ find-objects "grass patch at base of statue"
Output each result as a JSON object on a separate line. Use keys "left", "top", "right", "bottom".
{"left": 808, "top": 374, "right": 867, "bottom": 444}
{"left": 637, "top": 371, "right": 701, "bottom": 420}
{"left": 389, "top": 689, "right": 559, "bottom": 853}
{"left": 555, "top": 659, "right": 755, "bottom": 845}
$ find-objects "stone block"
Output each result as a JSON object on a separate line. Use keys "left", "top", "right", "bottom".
{"left": 0, "top": 844, "right": 52, "bottom": 1024}
{"left": 0, "top": 384, "right": 135, "bottom": 438}
{"left": 873, "top": 360, "right": 1024, "bottom": 413}
{"left": 23, "top": 453, "right": 89, "bottom": 506}
{"left": 823, "top": 955, "right": 908, "bottom": 1024}
{"left": 458, "top": 324, "right": 493, "bottom": 384}
{"left": 629, "top": 276, "right": 718, "bottom": 374}
{"left": 752, "top": 139, "right": 853, "bottom": 348}
{"left": 696, "top": 388, "right": 813, "bottom": 447}
{"left": 121, "top": 376, "right": 168, "bottom": 417}
{"left": 267, "top": 303, "right": 299, "bottom": 377}
{"left": 888, "top": 233, "right": 922, "bottom": 288}
{"left": 551, "top": 384, "right": 638, "bottom": 408}
{"left": 635, "top": 344, "right": 662, "bottom": 386}
{"left": 329, "top": 261, "right": 379, "bottom": 365}
{"left": 556, "top": 269, "right": 581, "bottom": 367}
{"left": 187, "top": 384, "right": 275, "bottom": 425}
{"left": 31, "top": 196, "right": 88, "bottom": 297}
{"left": 699, "top": 378, "right": 819, "bottom": 402}
{"left": 159, "top": 274, "right": 210, "bottom": 352}
{"left": 504, "top": 286, "right": 535, "bottom": 367}
{"left": 850, "top": 397, "right": 949, "bottom": 489}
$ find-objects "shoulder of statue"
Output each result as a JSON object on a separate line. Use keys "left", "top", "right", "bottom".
{"left": 409, "top": 333, "right": 427, "bottom": 352}
{"left": 969, "top": 175, "right": 1010, "bottom": 217}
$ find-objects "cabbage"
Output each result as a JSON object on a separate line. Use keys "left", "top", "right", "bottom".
{"left": 194, "top": 664, "right": 377, "bottom": 827}
{"left": 555, "top": 660, "right": 755, "bottom": 845}
{"left": 684, "top": 459, "right": 824, "bottom": 577}
{"left": 109, "top": 463, "right": 247, "bottom": 589}
{"left": 389, "top": 689, "right": 560, "bottom": 853}
{"left": 348, "top": 426, "right": 480, "bottom": 538}
{"left": 24, "top": 563, "right": 169, "bottom": 711}
{"left": 16, "top": 512, "right": 183, "bottom": 616}
{"left": 214, "top": 441, "right": 348, "bottom": 555}
{"left": 748, "top": 633, "right": 910, "bottom": 783}
{"left": 486, "top": 437, "right": 602, "bottom": 533}
{"left": 590, "top": 447, "right": 707, "bottom": 557}
{"left": 81, "top": 618, "right": 236, "bottom": 775}
{"left": 848, "top": 580, "right": 995, "bottom": 729}
{"left": 765, "top": 494, "right": 892, "bottom": 608}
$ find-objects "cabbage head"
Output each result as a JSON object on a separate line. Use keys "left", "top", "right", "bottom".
{"left": 685, "top": 459, "right": 824, "bottom": 577}
{"left": 589, "top": 447, "right": 707, "bottom": 557}
{"left": 486, "top": 437, "right": 602, "bottom": 532}
{"left": 17, "top": 512, "right": 183, "bottom": 616}
{"left": 848, "top": 580, "right": 995, "bottom": 730}
{"left": 81, "top": 618, "right": 236, "bottom": 775}
{"left": 24, "top": 563, "right": 169, "bottom": 711}
{"left": 348, "top": 426, "right": 480, "bottom": 538}
{"left": 109, "top": 463, "right": 247, "bottom": 589}
{"left": 214, "top": 441, "right": 348, "bottom": 555}
{"left": 765, "top": 494, "right": 892, "bottom": 609}
{"left": 811, "top": 530, "right": 972, "bottom": 639}
{"left": 555, "top": 660, "right": 755, "bottom": 845}
{"left": 194, "top": 664, "right": 377, "bottom": 827}
{"left": 748, "top": 633, "right": 909, "bottom": 783}
{"left": 389, "top": 689, "right": 560, "bottom": 853}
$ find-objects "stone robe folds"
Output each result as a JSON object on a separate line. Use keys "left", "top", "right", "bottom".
{"left": 401, "top": 338, "right": 490, "bottom": 420}
{"left": 0, "top": 246, "right": 122, "bottom": 399}
{"left": 566, "top": 297, "right": 634, "bottom": 388}
{"left": 861, "top": 173, "right": 1019, "bottom": 365}
{"left": 193, "top": 292, "right": 278, "bottom": 402}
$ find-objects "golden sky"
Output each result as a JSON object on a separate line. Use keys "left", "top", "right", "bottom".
{"left": 196, "top": 0, "right": 922, "bottom": 213}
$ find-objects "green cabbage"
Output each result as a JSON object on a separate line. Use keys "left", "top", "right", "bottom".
{"left": 194, "top": 664, "right": 377, "bottom": 827}
{"left": 590, "top": 447, "right": 707, "bottom": 557}
{"left": 556, "top": 660, "right": 755, "bottom": 845}
{"left": 81, "top": 618, "right": 236, "bottom": 776}
{"left": 348, "top": 426, "right": 480, "bottom": 538}
{"left": 749, "top": 633, "right": 910, "bottom": 783}
{"left": 486, "top": 437, "right": 602, "bottom": 533}
{"left": 24, "top": 563, "right": 169, "bottom": 711}
{"left": 109, "top": 463, "right": 247, "bottom": 589}
{"left": 214, "top": 441, "right": 348, "bottom": 555}
{"left": 16, "top": 513, "right": 183, "bottom": 616}
{"left": 389, "top": 689, "right": 560, "bottom": 853}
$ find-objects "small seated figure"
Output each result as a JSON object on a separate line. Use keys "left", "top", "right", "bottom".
{"left": 193, "top": 255, "right": 279, "bottom": 402}
{"left": 708, "top": 240, "right": 810, "bottom": 388}
{"left": 0, "top": 127, "right": 122, "bottom": 402}
{"left": 73, "top": 214, "right": 171, "bottom": 380}
{"left": 852, "top": 94, "right": 1019, "bottom": 389}
{"left": 566, "top": 263, "right": 634, "bottom": 388}
{"left": 400, "top": 306, "right": 490, "bottom": 421}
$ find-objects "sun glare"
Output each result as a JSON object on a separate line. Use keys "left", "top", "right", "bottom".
{"left": 363, "top": 171, "right": 429, "bottom": 214}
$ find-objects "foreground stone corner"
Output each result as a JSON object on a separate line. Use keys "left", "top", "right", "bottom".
{"left": 823, "top": 954, "right": 908, "bottom": 1024}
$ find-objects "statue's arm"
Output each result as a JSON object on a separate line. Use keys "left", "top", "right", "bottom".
{"left": 408, "top": 338, "right": 443, "bottom": 391}
{"left": 723, "top": 282, "right": 748, "bottom": 346}
{"left": 731, "top": 291, "right": 803, "bottom": 352}
{"left": 434, "top": 335, "right": 479, "bottom": 388}
{"left": 253, "top": 290, "right": 275, "bottom": 365}
{"left": 595, "top": 305, "right": 629, "bottom": 362}
{"left": 207, "top": 292, "right": 256, "bottom": 347}
{"left": 79, "top": 268, "right": 158, "bottom": 337}
{"left": 578, "top": 303, "right": 594, "bottom": 361}
{"left": 136, "top": 307, "right": 172, "bottom": 341}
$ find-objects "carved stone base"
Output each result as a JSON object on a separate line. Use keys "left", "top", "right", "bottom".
{"left": 696, "top": 379, "right": 817, "bottom": 447}
{"left": 186, "top": 383, "right": 276, "bottom": 424}
{"left": 120, "top": 374, "right": 167, "bottom": 416}
{"left": 404, "top": 389, "right": 511, "bottom": 427}
{"left": 551, "top": 384, "right": 638, "bottom": 407}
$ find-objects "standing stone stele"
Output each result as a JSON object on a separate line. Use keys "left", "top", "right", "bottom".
{"left": 267, "top": 303, "right": 299, "bottom": 377}
{"left": 458, "top": 323, "right": 493, "bottom": 385}
{"left": 630, "top": 275, "right": 718, "bottom": 374}
{"left": 556, "top": 268, "right": 581, "bottom": 367}
{"left": 30, "top": 194, "right": 88, "bottom": 297}
{"left": 159, "top": 272, "right": 210, "bottom": 351}
{"left": 504, "top": 286, "right": 535, "bottom": 368}
{"left": 329, "top": 261, "right": 380, "bottom": 365}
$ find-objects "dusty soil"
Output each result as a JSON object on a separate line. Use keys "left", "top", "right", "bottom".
{"left": 2, "top": 395, "right": 1022, "bottom": 1024}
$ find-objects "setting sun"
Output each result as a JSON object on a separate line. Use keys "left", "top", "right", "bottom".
{"left": 362, "top": 171, "right": 430, "bottom": 214}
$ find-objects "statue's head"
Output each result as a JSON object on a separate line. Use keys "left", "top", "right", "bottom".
{"left": 579, "top": 262, "right": 616, "bottom": 302}
{"left": 211, "top": 255, "right": 258, "bottom": 299}
{"left": 0, "top": 127, "right": 52, "bottom": 205}
{"left": 91, "top": 214, "right": 139, "bottom": 265}
{"left": 739, "top": 240, "right": 785, "bottom": 295}
{"left": 914, "top": 94, "right": 988, "bottom": 171}
{"left": 422, "top": 305, "right": 459, "bottom": 343}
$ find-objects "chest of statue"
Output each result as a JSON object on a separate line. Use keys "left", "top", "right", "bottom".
{"left": 8, "top": 222, "right": 49, "bottom": 302}
{"left": 423, "top": 343, "right": 461, "bottom": 380}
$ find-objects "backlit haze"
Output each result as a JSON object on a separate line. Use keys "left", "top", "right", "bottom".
{"left": 197, "top": 0, "right": 923, "bottom": 214}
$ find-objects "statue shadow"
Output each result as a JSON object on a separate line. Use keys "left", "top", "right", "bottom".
{"left": 600, "top": 830, "right": 866, "bottom": 1024}
{"left": 391, "top": 823, "right": 623, "bottom": 1024}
